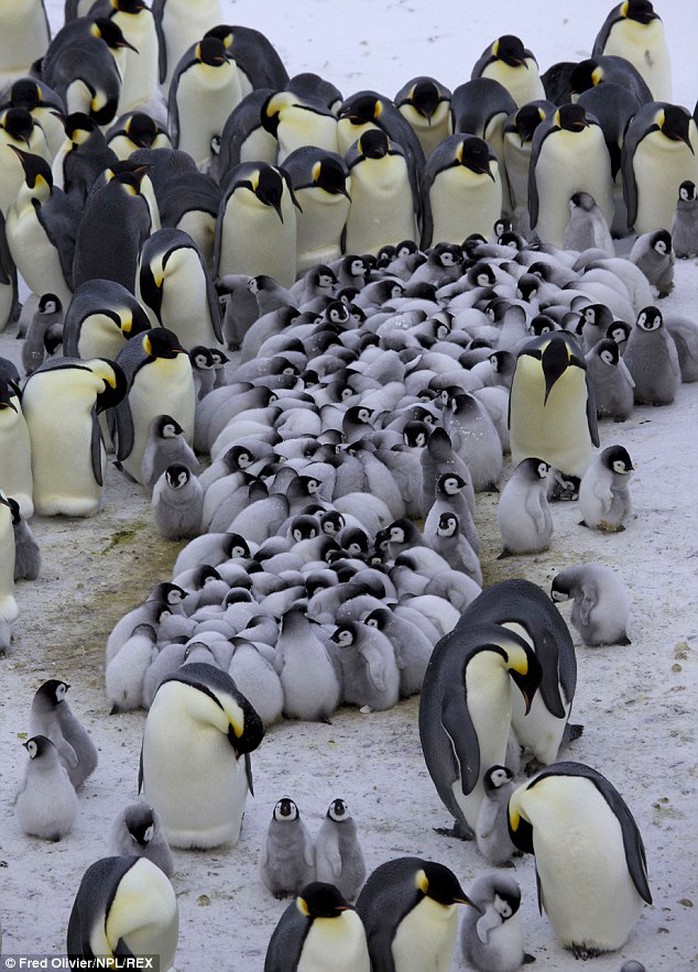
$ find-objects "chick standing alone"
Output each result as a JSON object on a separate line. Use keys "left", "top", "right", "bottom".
{"left": 496, "top": 458, "right": 553, "bottom": 556}
{"left": 15, "top": 735, "right": 78, "bottom": 840}
{"left": 578, "top": 445, "right": 633, "bottom": 532}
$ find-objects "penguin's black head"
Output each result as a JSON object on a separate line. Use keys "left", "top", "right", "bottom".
{"left": 197, "top": 36, "right": 227, "bottom": 67}
{"left": 289, "top": 514, "right": 319, "bottom": 542}
{"left": 125, "top": 111, "right": 159, "bottom": 148}
{"left": 24, "top": 735, "right": 54, "bottom": 759}
{"left": 660, "top": 106, "right": 693, "bottom": 152}
{"left": 164, "top": 463, "right": 191, "bottom": 489}
{"left": 314, "top": 157, "right": 350, "bottom": 197}
{"left": 364, "top": 607, "right": 390, "bottom": 631}
{"left": 38, "top": 293, "right": 62, "bottom": 315}
{"left": 556, "top": 102, "right": 589, "bottom": 132}
{"left": 517, "top": 273, "right": 540, "bottom": 302}
{"left": 252, "top": 164, "right": 286, "bottom": 221}
{"left": 331, "top": 622, "right": 356, "bottom": 647}
{"left": 458, "top": 137, "right": 494, "bottom": 179}
{"left": 143, "top": 328, "right": 187, "bottom": 359}
{"left": 36, "top": 679, "right": 69, "bottom": 707}
{"left": 467, "top": 261, "right": 496, "bottom": 287}
{"left": 319, "top": 510, "right": 345, "bottom": 535}
{"left": 596, "top": 338, "right": 620, "bottom": 366}
{"left": 204, "top": 24, "right": 234, "bottom": 48}
{"left": 606, "top": 320, "right": 631, "bottom": 346}
{"left": 9, "top": 145, "right": 52, "bottom": 188}
{"left": 95, "top": 17, "right": 138, "bottom": 52}
{"left": 493, "top": 216, "right": 512, "bottom": 237}
{"left": 2, "top": 106, "right": 34, "bottom": 143}
{"left": 550, "top": 573, "right": 572, "bottom": 602}
{"left": 602, "top": 444, "right": 634, "bottom": 474}
{"left": 508, "top": 798, "right": 535, "bottom": 854}
{"left": 494, "top": 34, "right": 528, "bottom": 68}
{"left": 409, "top": 79, "right": 442, "bottom": 120}
{"left": 437, "top": 512, "right": 459, "bottom": 535}
{"left": 114, "top": 0, "right": 147, "bottom": 13}
{"left": 649, "top": 229, "right": 672, "bottom": 257}
{"left": 635, "top": 305, "right": 663, "bottom": 331}
{"left": 65, "top": 111, "right": 99, "bottom": 142}
{"left": 483, "top": 765, "right": 515, "bottom": 793}
{"left": 189, "top": 346, "right": 215, "bottom": 370}
{"left": 273, "top": 797, "right": 299, "bottom": 821}
{"left": 570, "top": 60, "right": 601, "bottom": 97}
{"left": 328, "top": 798, "right": 349, "bottom": 821}
{"left": 415, "top": 861, "right": 475, "bottom": 908}
{"left": 224, "top": 533, "right": 251, "bottom": 559}
{"left": 124, "top": 803, "right": 156, "bottom": 846}
{"left": 402, "top": 420, "right": 429, "bottom": 448}
{"left": 512, "top": 102, "right": 548, "bottom": 144}
{"left": 583, "top": 303, "right": 613, "bottom": 328}
{"left": 359, "top": 128, "right": 390, "bottom": 159}
{"left": 296, "top": 882, "right": 352, "bottom": 920}
{"left": 5, "top": 78, "right": 42, "bottom": 110}
{"left": 339, "top": 92, "right": 382, "bottom": 125}
{"left": 679, "top": 179, "right": 697, "bottom": 202}
{"left": 625, "top": 0, "right": 659, "bottom": 25}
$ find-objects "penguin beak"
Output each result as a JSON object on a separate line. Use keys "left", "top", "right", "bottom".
{"left": 455, "top": 894, "right": 483, "bottom": 914}
{"left": 118, "top": 37, "right": 139, "bottom": 53}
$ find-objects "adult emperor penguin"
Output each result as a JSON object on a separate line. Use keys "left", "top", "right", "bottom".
{"left": 671, "top": 180, "right": 698, "bottom": 258}
{"left": 0, "top": 107, "right": 52, "bottom": 218}
{"left": 89, "top": 0, "right": 161, "bottom": 116}
{"left": 529, "top": 103, "right": 614, "bottom": 248}
{"left": 215, "top": 162, "right": 299, "bottom": 288}
{"left": 0, "top": 379, "right": 33, "bottom": 519}
{"left": 460, "top": 873, "right": 530, "bottom": 972}
{"left": 621, "top": 102, "right": 698, "bottom": 236}
{"left": 22, "top": 357, "right": 127, "bottom": 517}
{"left": 551, "top": 563, "right": 632, "bottom": 646}
{"left": 507, "top": 761, "right": 652, "bottom": 957}
{"left": 110, "top": 328, "right": 196, "bottom": 484}
{"left": 394, "top": 76, "right": 453, "bottom": 158}
{"left": 314, "top": 798, "right": 366, "bottom": 903}
{"left": 259, "top": 797, "right": 315, "bottom": 899}
{"left": 471, "top": 35, "right": 545, "bottom": 108}
{"left": 592, "top": 0, "right": 672, "bottom": 102}
{"left": 0, "top": 77, "right": 68, "bottom": 161}
{"left": 67, "top": 855, "right": 179, "bottom": 968}
{"left": 139, "top": 661, "right": 264, "bottom": 848}
{"left": 496, "top": 458, "right": 553, "bottom": 556}
{"left": 419, "top": 621, "right": 542, "bottom": 837}
{"left": 502, "top": 100, "right": 555, "bottom": 231}
{"left": 283, "top": 146, "right": 351, "bottom": 275}
{"left": 508, "top": 331, "right": 599, "bottom": 480}
{"left": 264, "top": 882, "right": 370, "bottom": 972}
{"left": 152, "top": 0, "right": 223, "bottom": 91}
{"left": 136, "top": 227, "right": 223, "bottom": 349}
{"left": 343, "top": 128, "right": 419, "bottom": 256}
{"left": 0, "top": 0, "right": 50, "bottom": 84}
{"left": 106, "top": 111, "right": 173, "bottom": 160}
{"left": 14, "top": 736, "right": 79, "bottom": 840}
{"left": 355, "top": 857, "right": 477, "bottom": 972}
{"left": 205, "top": 24, "right": 289, "bottom": 92}
{"left": 0, "top": 490, "right": 18, "bottom": 624}
{"left": 62, "top": 279, "right": 151, "bottom": 361}
{"left": 29, "top": 679, "right": 99, "bottom": 788}
{"left": 421, "top": 135, "right": 502, "bottom": 248}
{"left": 110, "top": 802, "right": 174, "bottom": 877}
{"left": 261, "top": 89, "right": 340, "bottom": 164}
{"left": 623, "top": 305, "right": 681, "bottom": 405}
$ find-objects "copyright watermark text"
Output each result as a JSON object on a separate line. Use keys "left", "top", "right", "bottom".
{"left": 1, "top": 959, "right": 158, "bottom": 970}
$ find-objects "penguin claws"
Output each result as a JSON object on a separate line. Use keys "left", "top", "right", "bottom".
{"left": 618, "top": 635, "right": 632, "bottom": 646}
{"left": 433, "top": 821, "right": 474, "bottom": 841}
{"left": 523, "top": 955, "right": 536, "bottom": 965}
{"left": 564, "top": 723, "right": 584, "bottom": 744}
{"left": 571, "top": 945, "right": 602, "bottom": 960}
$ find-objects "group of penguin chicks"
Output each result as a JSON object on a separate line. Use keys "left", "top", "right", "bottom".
{"left": 1, "top": 0, "right": 694, "bottom": 969}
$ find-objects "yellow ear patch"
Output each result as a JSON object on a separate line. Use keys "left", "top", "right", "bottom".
{"left": 296, "top": 896, "right": 310, "bottom": 918}
{"left": 415, "top": 869, "right": 429, "bottom": 894}
{"left": 621, "top": 1, "right": 630, "bottom": 16}
{"left": 592, "top": 67, "right": 603, "bottom": 86}
{"left": 121, "top": 311, "right": 133, "bottom": 333}
{"left": 143, "top": 335, "right": 152, "bottom": 356}
{"left": 312, "top": 161, "right": 322, "bottom": 183}
{"left": 374, "top": 101, "right": 383, "bottom": 119}
{"left": 655, "top": 108, "right": 666, "bottom": 129}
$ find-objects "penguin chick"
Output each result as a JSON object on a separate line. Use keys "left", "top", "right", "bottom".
{"left": 460, "top": 872, "right": 531, "bottom": 972}
{"left": 10, "top": 499, "right": 41, "bottom": 580}
{"left": 671, "top": 180, "right": 698, "bottom": 258}
{"left": 29, "top": 680, "right": 98, "bottom": 789}
{"left": 578, "top": 445, "right": 633, "bottom": 532}
{"left": 151, "top": 463, "right": 204, "bottom": 540}
{"left": 551, "top": 563, "right": 631, "bottom": 646}
{"left": 331, "top": 620, "right": 400, "bottom": 712}
{"left": 110, "top": 802, "right": 174, "bottom": 877}
{"left": 141, "top": 414, "right": 200, "bottom": 491}
{"left": 563, "top": 191, "right": 614, "bottom": 256}
{"left": 496, "top": 458, "right": 553, "bottom": 555}
{"left": 15, "top": 736, "right": 78, "bottom": 841}
{"left": 623, "top": 305, "right": 681, "bottom": 406}
{"left": 259, "top": 797, "right": 315, "bottom": 899}
{"left": 628, "top": 229, "right": 674, "bottom": 297}
{"left": 584, "top": 339, "right": 635, "bottom": 422}
{"left": 476, "top": 765, "right": 519, "bottom": 867}
{"left": 22, "top": 294, "right": 64, "bottom": 377}
{"left": 314, "top": 798, "right": 366, "bottom": 902}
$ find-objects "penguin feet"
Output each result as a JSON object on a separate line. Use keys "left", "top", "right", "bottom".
{"left": 563, "top": 722, "right": 585, "bottom": 745}
{"left": 523, "top": 955, "right": 536, "bottom": 965}
{"left": 571, "top": 944, "right": 603, "bottom": 960}
{"left": 598, "top": 521, "right": 625, "bottom": 533}
{"left": 434, "top": 820, "right": 474, "bottom": 841}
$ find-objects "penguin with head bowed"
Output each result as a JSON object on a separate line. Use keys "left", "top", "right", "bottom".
{"left": 569, "top": 55, "right": 653, "bottom": 107}
{"left": 551, "top": 562, "right": 631, "bottom": 646}
{"left": 331, "top": 619, "right": 401, "bottom": 712}
{"left": 394, "top": 76, "right": 453, "bottom": 158}
{"left": 471, "top": 34, "right": 545, "bottom": 108}
{"left": 215, "top": 161, "right": 299, "bottom": 288}
{"left": 508, "top": 330, "right": 599, "bottom": 480}
{"left": 314, "top": 798, "right": 366, "bottom": 903}
{"left": 628, "top": 229, "right": 674, "bottom": 297}
{"left": 87, "top": 0, "right": 161, "bottom": 117}
{"left": 563, "top": 190, "right": 614, "bottom": 256}
{"left": 51, "top": 112, "right": 119, "bottom": 208}
{"left": 139, "top": 661, "right": 264, "bottom": 848}
{"left": 356, "top": 857, "right": 477, "bottom": 972}
{"left": 0, "top": 379, "right": 33, "bottom": 520}
{"left": 502, "top": 99, "right": 555, "bottom": 229}
{"left": 261, "top": 89, "right": 339, "bottom": 164}
{"left": 106, "top": 110, "right": 173, "bottom": 160}
{"left": 421, "top": 134, "right": 502, "bottom": 249}
{"left": 508, "top": 760, "right": 652, "bottom": 958}
{"left": 497, "top": 458, "right": 553, "bottom": 557}
{"left": 419, "top": 620, "right": 542, "bottom": 837}
{"left": 622, "top": 102, "right": 698, "bottom": 236}
{"left": 264, "top": 881, "right": 370, "bottom": 972}
{"left": 151, "top": 462, "right": 204, "bottom": 540}
{"left": 259, "top": 797, "right": 315, "bottom": 899}
{"left": 14, "top": 735, "right": 78, "bottom": 840}
{"left": 66, "top": 855, "right": 179, "bottom": 968}
{"left": 0, "top": 107, "right": 51, "bottom": 219}
{"left": 460, "top": 873, "right": 532, "bottom": 972}
{"left": 671, "top": 179, "right": 698, "bottom": 258}
{"left": 29, "top": 678, "right": 99, "bottom": 788}
{"left": 110, "top": 801, "right": 174, "bottom": 876}
{"left": 592, "top": 0, "right": 672, "bottom": 102}
{"left": 22, "top": 356, "right": 127, "bottom": 517}
{"left": 623, "top": 305, "right": 681, "bottom": 405}
{"left": 584, "top": 338, "right": 635, "bottom": 422}
{"left": 110, "top": 328, "right": 196, "bottom": 485}
{"left": 62, "top": 278, "right": 151, "bottom": 361}
{"left": 336, "top": 89, "right": 425, "bottom": 182}
{"left": 578, "top": 444, "right": 634, "bottom": 532}
{"left": 475, "top": 765, "right": 519, "bottom": 867}
{"left": 0, "top": 76, "right": 66, "bottom": 161}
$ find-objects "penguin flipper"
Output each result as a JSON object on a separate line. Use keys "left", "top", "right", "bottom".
{"left": 442, "top": 686, "right": 480, "bottom": 797}
{"left": 111, "top": 396, "right": 135, "bottom": 462}
{"left": 585, "top": 375, "right": 600, "bottom": 447}
{"left": 137, "top": 743, "right": 144, "bottom": 794}
{"left": 90, "top": 409, "right": 104, "bottom": 487}
{"left": 578, "top": 590, "right": 596, "bottom": 627}
{"left": 244, "top": 752, "right": 254, "bottom": 797}
{"left": 620, "top": 128, "right": 642, "bottom": 230}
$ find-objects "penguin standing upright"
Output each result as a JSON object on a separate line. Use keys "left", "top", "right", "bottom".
{"left": 592, "top": 0, "right": 672, "bottom": 101}
{"left": 259, "top": 797, "right": 315, "bottom": 899}
{"left": 623, "top": 305, "right": 681, "bottom": 405}
{"left": 62, "top": 279, "right": 152, "bottom": 361}
{"left": 471, "top": 35, "right": 545, "bottom": 107}
{"left": 283, "top": 147, "right": 351, "bottom": 275}
{"left": 0, "top": 0, "right": 50, "bottom": 83}
{"left": 0, "top": 379, "right": 33, "bottom": 518}
{"left": 671, "top": 180, "right": 698, "bottom": 258}
{"left": 141, "top": 414, "right": 199, "bottom": 490}
{"left": 314, "top": 798, "right": 366, "bottom": 902}
{"left": 14, "top": 736, "right": 79, "bottom": 840}
{"left": 151, "top": 463, "right": 204, "bottom": 540}
{"left": 628, "top": 230, "right": 675, "bottom": 297}
{"left": 139, "top": 662, "right": 264, "bottom": 849}
{"left": 29, "top": 679, "right": 99, "bottom": 788}
{"left": 578, "top": 444, "right": 634, "bottom": 532}
{"left": 475, "top": 766, "right": 519, "bottom": 867}
{"left": 0, "top": 490, "right": 17, "bottom": 624}
{"left": 497, "top": 458, "right": 553, "bottom": 556}
{"left": 508, "top": 761, "right": 652, "bottom": 957}
{"left": 584, "top": 339, "right": 635, "bottom": 423}
{"left": 394, "top": 76, "right": 453, "bottom": 158}
{"left": 153, "top": 0, "right": 223, "bottom": 90}
{"left": 89, "top": 0, "right": 161, "bottom": 116}
{"left": 261, "top": 90, "right": 339, "bottom": 163}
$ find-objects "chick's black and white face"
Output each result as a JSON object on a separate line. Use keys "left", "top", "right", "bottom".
{"left": 55, "top": 682, "right": 68, "bottom": 703}
{"left": 636, "top": 309, "right": 661, "bottom": 331}
{"left": 274, "top": 798, "right": 299, "bottom": 821}
{"left": 494, "top": 893, "right": 515, "bottom": 920}
{"left": 334, "top": 627, "right": 354, "bottom": 648}
{"left": 612, "top": 459, "right": 632, "bottom": 474}
{"left": 25, "top": 739, "right": 39, "bottom": 759}
{"left": 489, "top": 767, "right": 512, "bottom": 789}
{"left": 537, "top": 461, "right": 550, "bottom": 479}
{"left": 328, "top": 799, "right": 349, "bottom": 821}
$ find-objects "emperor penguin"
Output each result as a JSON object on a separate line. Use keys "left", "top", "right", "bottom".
{"left": 29, "top": 679, "right": 99, "bottom": 788}
{"left": 343, "top": 129, "right": 419, "bottom": 257}
{"left": 496, "top": 458, "right": 553, "bottom": 556}
{"left": 502, "top": 100, "right": 555, "bottom": 230}
{"left": 421, "top": 135, "right": 502, "bottom": 249}
{"left": 671, "top": 180, "right": 698, "bottom": 258}
{"left": 264, "top": 882, "right": 370, "bottom": 972}
{"left": 471, "top": 35, "right": 545, "bottom": 107}
{"left": 259, "top": 797, "right": 316, "bottom": 899}
{"left": 0, "top": 379, "right": 33, "bottom": 518}
{"left": 51, "top": 112, "right": 119, "bottom": 207}
{"left": 152, "top": 0, "right": 224, "bottom": 91}
{"left": 139, "top": 662, "right": 264, "bottom": 848}
{"left": 136, "top": 227, "right": 223, "bottom": 349}
{"left": 168, "top": 36, "right": 243, "bottom": 170}
{"left": 314, "top": 798, "right": 366, "bottom": 902}
{"left": 215, "top": 162, "right": 299, "bottom": 288}
{"left": 0, "top": 107, "right": 52, "bottom": 218}
{"left": 141, "top": 414, "right": 199, "bottom": 489}
{"left": 621, "top": 103, "right": 698, "bottom": 236}
{"left": 551, "top": 563, "right": 632, "bottom": 646}
{"left": 62, "top": 279, "right": 152, "bottom": 361}
{"left": 460, "top": 873, "right": 530, "bottom": 972}
{"left": 89, "top": 0, "right": 161, "bottom": 116}
{"left": 584, "top": 338, "right": 635, "bottom": 422}
{"left": 0, "top": 77, "right": 67, "bottom": 161}
{"left": 529, "top": 104, "right": 614, "bottom": 248}
{"left": 623, "top": 305, "right": 681, "bottom": 405}
{"left": 628, "top": 229, "right": 674, "bottom": 297}
{"left": 110, "top": 328, "right": 196, "bottom": 484}
{"left": 563, "top": 191, "right": 614, "bottom": 256}
{"left": 282, "top": 146, "right": 351, "bottom": 275}
{"left": 110, "top": 802, "right": 174, "bottom": 877}
{"left": 394, "top": 76, "right": 453, "bottom": 158}
{"left": 14, "top": 736, "right": 79, "bottom": 840}
{"left": 0, "top": 491, "right": 18, "bottom": 624}
{"left": 151, "top": 463, "right": 204, "bottom": 540}
{"left": 0, "top": 0, "right": 50, "bottom": 84}
{"left": 261, "top": 89, "right": 339, "bottom": 164}
{"left": 355, "top": 857, "right": 476, "bottom": 972}
{"left": 578, "top": 444, "right": 634, "bottom": 532}
{"left": 66, "top": 856, "right": 179, "bottom": 968}
{"left": 508, "top": 331, "right": 599, "bottom": 480}
{"left": 22, "top": 357, "right": 127, "bottom": 517}
{"left": 475, "top": 766, "right": 519, "bottom": 867}
{"left": 592, "top": 0, "right": 672, "bottom": 102}
{"left": 106, "top": 111, "right": 173, "bottom": 160}
{"left": 569, "top": 56, "right": 652, "bottom": 107}
{"left": 507, "top": 761, "right": 652, "bottom": 957}
{"left": 419, "top": 621, "right": 542, "bottom": 837}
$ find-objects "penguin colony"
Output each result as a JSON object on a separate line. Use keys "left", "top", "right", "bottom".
{"left": 0, "top": 0, "right": 695, "bottom": 968}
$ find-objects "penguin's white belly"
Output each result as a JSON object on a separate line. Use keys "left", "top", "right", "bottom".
{"left": 632, "top": 133, "right": 698, "bottom": 235}
{"left": 0, "top": 503, "right": 17, "bottom": 622}
{"left": 77, "top": 316, "right": 129, "bottom": 362}
{"left": 294, "top": 189, "right": 350, "bottom": 274}
{"left": 218, "top": 195, "right": 297, "bottom": 288}
{"left": 0, "top": 0, "right": 49, "bottom": 75}
{"left": 277, "top": 113, "right": 339, "bottom": 163}
{"left": 344, "top": 157, "right": 417, "bottom": 255}
{"left": 528, "top": 778, "right": 645, "bottom": 950}
{"left": 143, "top": 693, "right": 248, "bottom": 848}
{"left": 160, "top": 0, "right": 223, "bottom": 89}
{"left": 176, "top": 64, "right": 243, "bottom": 167}
{"left": 482, "top": 61, "right": 545, "bottom": 107}
{"left": 6, "top": 207, "right": 72, "bottom": 307}
{"left": 114, "top": 15, "right": 160, "bottom": 113}
{"left": 510, "top": 683, "right": 566, "bottom": 765}
{"left": 401, "top": 103, "right": 451, "bottom": 159}
{"left": 104, "top": 859, "right": 178, "bottom": 969}
{"left": 391, "top": 899, "right": 458, "bottom": 972}
{"left": 533, "top": 130, "right": 614, "bottom": 247}
{"left": 16, "top": 765, "right": 78, "bottom": 838}
{"left": 238, "top": 127, "right": 278, "bottom": 166}
{"left": 297, "top": 912, "right": 370, "bottom": 972}
{"left": 0, "top": 407, "right": 33, "bottom": 518}
{"left": 159, "top": 252, "right": 220, "bottom": 349}
{"left": 602, "top": 19, "right": 672, "bottom": 101}
{"left": 429, "top": 165, "right": 502, "bottom": 244}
